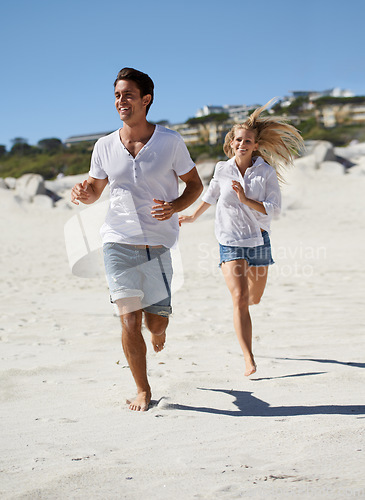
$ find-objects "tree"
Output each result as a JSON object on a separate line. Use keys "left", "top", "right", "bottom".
{"left": 10, "top": 137, "right": 32, "bottom": 155}
{"left": 285, "top": 97, "right": 309, "bottom": 114}
{"left": 38, "top": 138, "right": 63, "bottom": 153}
{"left": 0, "top": 145, "right": 6, "bottom": 158}
{"left": 11, "top": 137, "right": 28, "bottom": 146}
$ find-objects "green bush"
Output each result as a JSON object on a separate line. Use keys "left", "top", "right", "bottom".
{"left": 187, "top": 143, "right": 225, "bottom": 162}
{"left": 315, "top": 96, "right": 365, "bottom": 107}
{"left": 300, "top": 122, "right": 365, "bottom": 146}
{"left": 0, "top": 150, "right": 92, "bottom": 179}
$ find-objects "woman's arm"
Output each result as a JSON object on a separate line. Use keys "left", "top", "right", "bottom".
{"left": 231, "top": 180, "right": 267, "bottom": 214}
{"left": 179, "top": 201, "right": 211, "bottom": 224}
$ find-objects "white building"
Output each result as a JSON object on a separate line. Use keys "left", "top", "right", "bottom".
{"left": 195, "top": 104, "right": 256, "bottom": 122}
{"left": 195, "top": 105, "right": 225, "bottom": 117}
{"left": 64, "top": 132, "right": 111, "bottom": 147}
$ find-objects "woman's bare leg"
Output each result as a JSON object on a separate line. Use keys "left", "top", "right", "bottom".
{"left": 247, "top": 266, "right": 269, "bottom": 306}
{"left": 221, "top": 260, "right": 256, "bottom": 376}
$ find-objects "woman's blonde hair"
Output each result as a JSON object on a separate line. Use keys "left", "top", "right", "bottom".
{"left": 223, "top": 98, "right": 305, "bottom": 183}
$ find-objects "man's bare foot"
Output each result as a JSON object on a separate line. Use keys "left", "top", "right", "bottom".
{"left": 244, "top": 358, "right": 257, "bottom": 377}
{"left": 126, "top": 390, "right": 151, "bottom": 411}
{"left": 151, "top": 332, "right": 166, "bottom": 353}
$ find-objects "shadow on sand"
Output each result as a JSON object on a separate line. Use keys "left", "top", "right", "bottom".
{"left": 165, "top": 388, "right": 365, "bottom": 418}
{"left": 251, "top": 371, "right": 326, "bottom": 381}
{"left": 271, "top": 356, "right": 365, "bottom": 370}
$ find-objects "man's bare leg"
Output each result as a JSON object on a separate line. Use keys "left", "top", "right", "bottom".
{"left": 144, "top": 312, "right": 169, "bottom": 353}
{"left": 118, "top": 298, "right": 151, "bottom": 411}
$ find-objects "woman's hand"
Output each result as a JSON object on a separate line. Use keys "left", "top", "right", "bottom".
{"left": 232, "top": 181, "right": 267, "bottom": 214}
{"left": 178, "top": 215, "right": 195, "bottom": 226}
{"left": 177, "top": 201, "right": 211, "bottom": 226}
{"left": 232, "top": 180, "right": 248, "bottom": 204}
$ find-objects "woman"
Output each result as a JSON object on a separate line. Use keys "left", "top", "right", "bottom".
{"left": 179, "top": 100, "right": 304, "bottom": 376}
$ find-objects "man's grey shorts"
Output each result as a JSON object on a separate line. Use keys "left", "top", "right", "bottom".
{"left": 103, "top": 242, "right": 172, "bottom": 317}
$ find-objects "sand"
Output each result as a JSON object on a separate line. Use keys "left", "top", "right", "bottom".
{"left": 0, "top": 154, "right": 364, "bottom": 499}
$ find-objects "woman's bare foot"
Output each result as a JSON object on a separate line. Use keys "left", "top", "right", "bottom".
{"left": 126, "top": 390, "right": 151, "bottom": 411}
{"left": 151, "top": 332, "right": 166, "bottom": 353}
{"left": 244, "top": 357, "right": 257, "bottom": 377}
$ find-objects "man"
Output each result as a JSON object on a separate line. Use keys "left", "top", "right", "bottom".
{"left": 71, "top": 68, "right": 203, "bottom": 411}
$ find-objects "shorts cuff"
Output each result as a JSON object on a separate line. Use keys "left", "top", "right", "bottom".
{"left": 110, "top": 289, "right": 144, "bottom": 303}
{"left": 249, "top": 259, "right": 275, "bottom": 267}
{"left": 143, "top": 305, "right": 172, "bottom": 317}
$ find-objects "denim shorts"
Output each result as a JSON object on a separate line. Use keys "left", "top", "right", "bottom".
{"left": 103, "top": 242, "right": 173, "bottom": 317}
{"left": 219, "top": 231, "right": 274, "bottom": 267}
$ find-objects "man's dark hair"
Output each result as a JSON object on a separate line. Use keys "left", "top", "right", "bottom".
{"left": 114, "top": 67, "right": 154, "bottom": 115}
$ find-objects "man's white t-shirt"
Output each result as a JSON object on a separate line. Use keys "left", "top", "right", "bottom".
{"left": 89, "top": 125, "right": 195, "bottom": 248}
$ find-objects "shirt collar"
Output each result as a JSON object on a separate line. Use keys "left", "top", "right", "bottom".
{"left": 230, "top": 155, "right": 265, "bottom": 171}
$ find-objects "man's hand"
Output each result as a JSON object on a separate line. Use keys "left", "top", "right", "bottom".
{"left": 70, "top": 177, "right": 108, "bottom": 205}
{"left": 151, "top": 199, "right": 175, "bottom": 221}
{"left": 71, "top": 179, "right": 90, "bottom": 205}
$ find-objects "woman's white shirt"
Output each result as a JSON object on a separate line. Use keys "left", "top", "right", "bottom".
{"left": 201, "top": 156, "right": 281, "bottom": 247}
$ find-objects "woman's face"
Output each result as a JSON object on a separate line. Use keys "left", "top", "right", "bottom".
{"left": 230, "top": 128, "right": 258, "bottom": 159}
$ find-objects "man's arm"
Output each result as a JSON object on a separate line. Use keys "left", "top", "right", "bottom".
{"left": 151, "top": 167, "right": 203, "bottom": 221}
{"left": 71, "top": 176, "right": 108, "bottom": 205}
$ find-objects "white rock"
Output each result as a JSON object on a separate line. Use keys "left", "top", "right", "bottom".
{"left": 0, "top": 178, "right": 8, "bottom": 189}
{"left": 335, "top": 142, "right": 365, "bottom": 160}
{"left": 347, "top": 165, "right": 365, "bottom": 176}
{"left": 303, "top": 140, "right": 319, "bottom": 155}
{"left": 313, "top": 141, "right": 336, "bottom": 164}
{"left": 45, "top": 173, "right": 88, "bottom": 195}
{"left": 55, "top": 198, "right": 73, "bottom": 210}
{"left": 293, "top": 154, "right": 317, "bottom": 171}
{"left": 5, "top": 177, "right": 16, "bottom": 189}
{"left": 32, "top": 194, "right": 54, "bottom": 208}
{"left": 353, "top": 156, "right": 365, "bottom": 168}
{"left": 0, "top": 189, "right": 26, "bottom": 211}
{"left": 319, "top": 161, "right": 345, "bottom": 175}
{"left": 196, "top": 161, "right": 215, "bottom": 183}
{"left": 15, "top": 173, "right": 46, "bottom": 201}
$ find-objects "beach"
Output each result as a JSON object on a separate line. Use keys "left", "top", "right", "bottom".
{"left": 1, "top": 143, "right": 365, "bottom": 499}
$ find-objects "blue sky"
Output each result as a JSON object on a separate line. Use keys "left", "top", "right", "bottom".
{"left": 1, "top": 0, "right": 364, "bottom": 150}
